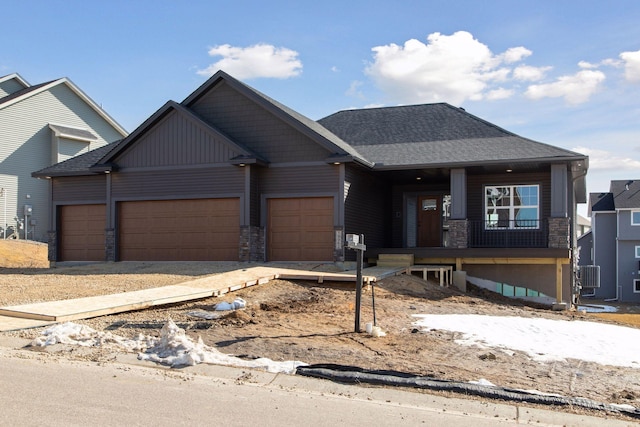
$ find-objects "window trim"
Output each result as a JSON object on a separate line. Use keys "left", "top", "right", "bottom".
{"left": 631, "top": 211, "right": 640, "bottom": 226}
{"left": 634, "top": 279, "right": 640, "bottom": 294}
{"left": 636, "top": 246, "right": 640, "bottom": 258}
{"left": 484, "top": 184, "right": 540, "bottom": 230}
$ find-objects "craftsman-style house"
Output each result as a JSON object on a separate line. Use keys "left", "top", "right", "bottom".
{"left": 0, "top": 73, "right": 127, "bottom": 241}
{"left": 579, "top": 180, "right": 640, "bottom": 302}
{"left": 33, "top": 71, "right": 588, "bottom": 306}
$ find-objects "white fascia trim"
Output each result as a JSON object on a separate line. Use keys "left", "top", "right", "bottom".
{"left": 48, "top": 122, "right": 98, "bottom": 142}
{"left": 0, "top": 73, "right": 29, "bottom": 87}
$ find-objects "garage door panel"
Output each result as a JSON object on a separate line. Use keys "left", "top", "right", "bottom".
{"left": 59, "top": 204, "right": 106, "bottom": 261}
{"left": 118, "top": 198, "right": 239, "bottom": 261}
{"left": 268, "top": 197, "right": 333, "bottom": 261}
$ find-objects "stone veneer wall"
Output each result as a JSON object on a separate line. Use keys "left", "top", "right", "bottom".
{"left": 47, "top": 230, "right": 57, "bottom": 261}
{"left": 240, "top": 225, "right": 264, "bottom": 262}
{"left": 105, "top": 228, "right": 116, "bottom": 261}
{"left": 548, "top": 217, "right": 570, "bottom": 249}
{"left": 448, "top": 219, "right": 468, "bottom": 249}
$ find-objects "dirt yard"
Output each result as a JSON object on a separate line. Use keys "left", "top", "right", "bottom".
{"left": 1, "top": 240, "right": 640, "bottom": 421}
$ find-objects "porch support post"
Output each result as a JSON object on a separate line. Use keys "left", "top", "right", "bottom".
{"left": 555, "top": 258, "right": 563, "bottom": 304}
{"left": 550, "top": 164, "right": 568, "bottom": 218}
{"left": 450, "top": 168, "right": 466, "bottom": 219}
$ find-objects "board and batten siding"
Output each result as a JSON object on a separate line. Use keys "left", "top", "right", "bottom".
{"left": 0, "top": 83, "right": 123, "bottom": 241}
{"left": 190, "top": 81, "right": 329, "bottom": 163}
{"left": 115, "top": 109, "right": 243, "bottom": 168}
{"left": 344, "top": 166, "right": 389, "bottom": 250}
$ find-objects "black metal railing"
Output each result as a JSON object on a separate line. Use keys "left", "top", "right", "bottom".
{"left": 468, "top": 219, "right": 548, "bottom": 248}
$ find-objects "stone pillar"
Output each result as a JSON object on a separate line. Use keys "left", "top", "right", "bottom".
{"left": 105, "top": 228, "right": 116, "bottom": 261}
{"left": 334, "top": 226, "right": 345, "bottom": 262}
{"left": 47, "top": 230, "right": 57, "bottom": 262}
{"left": 240, "top": 226, "right": 265, "bottom": 262}
{"left": 448, "top": 219, "right": 468, "bottom": 249}
{"left": 548, "top": 217, "right": 570, "bottom": 249}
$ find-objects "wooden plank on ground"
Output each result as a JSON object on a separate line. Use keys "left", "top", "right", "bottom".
{"left": 0, "top": 315, "right": 54, "bottom": 332}
{"left": 0, "top": 285, "right": 215, "bottom": 322}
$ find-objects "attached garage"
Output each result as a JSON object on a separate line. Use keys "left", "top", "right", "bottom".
{"left": 268, "top": 197, "right": 334, "bottom": 261}
{"left": 118, "top": 198, "right": 240, "bottom": 261}
{"left": 58, "top": 204, "right": 106, "bottom": 261}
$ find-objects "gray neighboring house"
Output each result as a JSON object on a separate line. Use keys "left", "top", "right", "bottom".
{"left": 0, "top": 73, "right": 127, "bottom": 241}
{"left": 34, "top": 70, "right": 588, "bottom": 306}
{"left": 579, "top": 180, "right": 640, "bottom": 302}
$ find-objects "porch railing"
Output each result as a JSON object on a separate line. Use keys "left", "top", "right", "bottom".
{"left": 468, "top": 219, "right": 548, "bottom": 248}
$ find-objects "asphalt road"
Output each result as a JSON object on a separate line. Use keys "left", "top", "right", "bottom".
{"left": 0, "top": 343, "right": 633, "bottom": 427}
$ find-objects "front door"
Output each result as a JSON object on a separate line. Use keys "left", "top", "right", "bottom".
{"left": 417, "top": 195, "right": 441, "bottom": 247}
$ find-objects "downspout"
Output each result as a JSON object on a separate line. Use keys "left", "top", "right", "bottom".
{"left": 570, "top": 165, "right": 588, "bottom": 307}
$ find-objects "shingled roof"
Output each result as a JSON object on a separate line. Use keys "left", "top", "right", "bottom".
{"left": 32, "top": 142, "right": 120, "bottom": 177}
{"left": 318, "top": 103, "right": 586, "bottom": 169}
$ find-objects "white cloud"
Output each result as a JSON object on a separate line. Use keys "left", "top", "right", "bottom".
{"left": 572, "top": 146, "right": 640, "bottom": 171}
{"left": 620, "top": 49, "right": 640, "bottom": 83}
{"left": 525, "top": 70, "right": 605, "bottom": 104}
{"left": 513, "top": 65, "right": 552, "bottom": 81}
{"left": 499, "top": 46, "right": 532, "bottom": 64}
{"left": 486, "top": 87, "right": 514, "bottom": 100}
{"left": 365, "top": 31, "right": 537, "bottom": 105}
{"left": 197, "top": 43, "right": 302, "bottom": 79}
{"left": 346, "top": 80, "right": 365, "bottom": 99}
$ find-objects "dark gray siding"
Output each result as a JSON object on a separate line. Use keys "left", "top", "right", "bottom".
{"left": 115, "top": 110, "right": 243, "bottom": 168}
{"left": 52, "top": 175, "right": 107, "bottom": 202}
{"left": 577, "top": 232, "right": 593, "bottom": 265}
{"left": 258, "top": 165, "right": 339, "bottom": 195}
{"left": 250, "top": 166, "right": 260, "bottom": 227}
{"left": 592, "top": 211, "right": 617, "bottom": 299}
{"left": 618, "top": 210, "right": 640, "bottom": 240}
{"left": 190, "top": 81, "right": 329, "bottom": 163}
{"left": 111, "top": 166, "right": 244, "bottom": 199}
{"left": 344, "top": 165, "right": 389, "bottom": 250}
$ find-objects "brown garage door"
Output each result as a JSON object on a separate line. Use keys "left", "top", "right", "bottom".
{"left": 59, "top": 204, "right": 106, "bottom": 261}
{"left": 268, "top": 197, "right": 334, "bottom": 261}
{"left": 118, "top": 198, "right": 239, "bottom": 261}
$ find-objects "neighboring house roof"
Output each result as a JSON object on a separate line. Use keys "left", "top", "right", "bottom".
{"left": 588, "top": 180, "right": 640, "bottom": 213}
{"left": 577, "top": 214, "right": 591, "bottom": 227}
{"left": 32, "top": 142, "right": 120, "bottom": 177}
{"left": 318, "top": 104, "right": 587, "bottom": 169}
{"left": 610, "top": 179, "right": 640, "bottom": 209}
{"left": 0, "top": 73, "right": 30, "bottom": 88}
{"left": 0, "top": 76, "right": 127, "bottom": 137}
{"left": 589, "top": 192, "right": 616, "bottom": 213}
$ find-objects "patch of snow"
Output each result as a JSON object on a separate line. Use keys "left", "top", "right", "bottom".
{"left": 32, "top": 319, "right": 306, "bottom": 374}
{"left": 469, "top": 378, "right": 496, "bottom": 387}
{"left": 413, "top": 314, "right": 640, "bottom": 368}
{"left": 577, "top": 304, "right": 618, "bottom": 313}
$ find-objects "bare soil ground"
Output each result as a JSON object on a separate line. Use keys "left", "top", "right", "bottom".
{"left": 1, "top": 240, "right": 640, "bottom": 421}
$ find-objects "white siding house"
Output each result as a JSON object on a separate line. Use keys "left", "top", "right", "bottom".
{"left": 0, "top": 73, "right": 127, "bottom": 241}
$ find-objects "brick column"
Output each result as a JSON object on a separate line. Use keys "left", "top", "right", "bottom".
{"left": 448, "top": 219, "right": 468, "bottom": 249}
{"left": 548, "top": 217, "right": 570, "bottom": 249}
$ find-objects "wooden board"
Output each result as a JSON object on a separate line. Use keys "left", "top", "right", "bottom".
{"left": 0, "top": 315, "right": 55, "bottom": 332}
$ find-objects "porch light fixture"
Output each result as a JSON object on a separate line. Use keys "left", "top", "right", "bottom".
{"left": 506, "top": 169, "right": 513, "bottom": 173}
{"left": 416, "top": 176, "right": 422, "bottom": 181}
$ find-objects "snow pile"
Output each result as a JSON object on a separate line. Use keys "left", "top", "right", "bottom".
{"left": 31, "top": 322, "right": 152, "bottom": 351}
{"left": 32, "top": 320, "right": 306, "bottom": 374}
{"left": 414, "top": 314, "right": 640, "bottom": 368}
{"left": 138, "top": 319, "right": 306, "bottom": 374}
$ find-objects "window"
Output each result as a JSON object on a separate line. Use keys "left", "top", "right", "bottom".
{"left": 636, "top": 246, "right": 640, "bottom": 258}
{"left": 632, "top": 211, "right": 640, "bottom": 226}
{"left": 634, "top": 279, "right": 640, "bottom": 293}
{"left": 485, "top": 185, "right": 539, "bottom": 229}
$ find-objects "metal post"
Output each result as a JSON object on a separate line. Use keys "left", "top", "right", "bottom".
{"left": 355, "top": 247, "right": 363, "bottom": 332}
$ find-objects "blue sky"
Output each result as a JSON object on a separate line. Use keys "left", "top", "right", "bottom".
{"left": 4, "top": 1, "right": 640, "bottom": 216}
